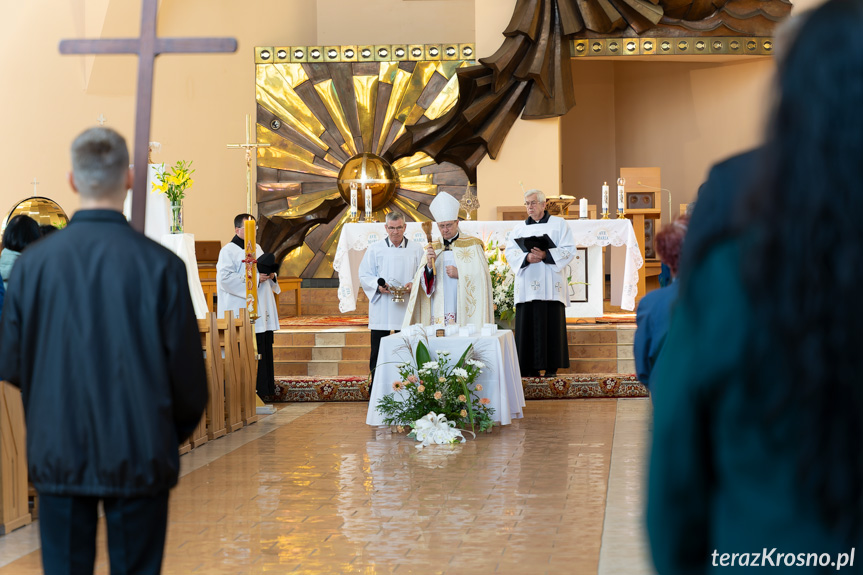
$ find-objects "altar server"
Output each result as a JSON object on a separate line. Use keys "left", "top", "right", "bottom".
{"left": 358, "top": 211, "right": 424, "bottom": 376}
{"left": 403, "top": 192, "right": 493, "bottom": 329}
{"left": 217, "top": 214, "right": 281, "bottom": 399}
{"left": 505, "top": 189, "right": 576, "bottom": 377}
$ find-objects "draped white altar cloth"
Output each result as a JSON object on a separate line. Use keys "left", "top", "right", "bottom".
{"left": 334, "top": 220, "right": 643, "bottom": 314}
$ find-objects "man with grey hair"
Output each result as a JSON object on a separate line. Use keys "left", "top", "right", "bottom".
{"left": 358, "top": 211, "right": 423, "bottom": 379}
{"left": 505, "top": 189, "right": 577, "bottom": 377}
{"left": 0, "top": 127, "right": 207, "bottom": 574}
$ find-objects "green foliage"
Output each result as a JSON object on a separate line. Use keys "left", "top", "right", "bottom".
{"left": 376, "top": 343, "right": 495, "bottom": 433}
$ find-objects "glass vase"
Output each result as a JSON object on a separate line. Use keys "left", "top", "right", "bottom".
{"left": 170, "top": 201, "right": 183, "bottom": 234}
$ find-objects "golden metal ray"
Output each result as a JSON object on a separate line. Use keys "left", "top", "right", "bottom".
{"left": 279, "top": 243, "right": 315, "bottom": 278}
{"left": 274, "top": 62, "right": 309, "bottom": 88}
{"left": 392, "top": 151, "right": 436, "bottom": 172}
{"left": 353, "top": 76, "right": 379, "bottom": 153}
{"left": 392, "top": 194, "right": 419, "bottom": 209}
{"left": 314, "top": 80, "right": 357, "bottom": 156}
{"left": 276, "top": 190, "right": 341, "bottom": 216}
{"left": 258, "top": 145, "right": 338, "bottom": 178}
{"left": 435, "top": 60, "right": 465, "bottom": 79}
{"left": 394, "top": 61, "right": 437, "bottom": 124}
{"left": 256, "top": 124, "right": 317, "bottom": 166}
{"left": 424, "top": 73, "right": 460, "bottom": 120}
{"left": 323, "top": 153, "right": 343, "bottom": 168}
{"left": 256, "top": 67, "right": 327, "bottom": 148}
{"left": 403, "top": 105, "right": 427, "bottom": 128}
{"left": 397, "top": 176, "right": 436, "bottom": 194}
{"left": 376, "top": 68, "right": 412, "bottom": 155}
{"left": 392, "top": 197, "right": 428, "bottom": 221}
{"left": 378, "top": 61, "right": 399, "bottom": 85}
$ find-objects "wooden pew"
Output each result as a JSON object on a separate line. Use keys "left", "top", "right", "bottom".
{"left": 219, "top": 311, "right": 244, "bottom": 434}
{"left": 0, "top": 382, "right": 31, "bottom": 534}
{"left": 200, "top": 312, "right": 227, "bottom": 441}
{"left": 236, "top": 310, "right": 259, "bottom": 426}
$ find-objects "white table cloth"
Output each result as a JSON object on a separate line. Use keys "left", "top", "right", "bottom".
{"left": 366, "top": 329, "right": 526, "bottom": 427}
{"left": 334, "top": 220, "right": 643, "bottom": 313}
{"left": 160, "top": 233, "right": 208, "bottom": 319}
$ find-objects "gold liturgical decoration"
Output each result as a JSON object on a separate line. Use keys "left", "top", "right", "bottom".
{"left": 254, "top": 45, "right": 477, "bottom": 279}
{"left": 459, "top": 185, "right": 479, "bottom": 220}
{"left": 3, "top": 197, "right": 70, "bottom": 233}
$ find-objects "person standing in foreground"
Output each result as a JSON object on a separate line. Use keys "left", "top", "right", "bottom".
{"left": 216, "top": 214, "right": 281, "bottom": 399}
{"left": 505, "top": 190, "right": 576, "bottom": 377}
{"left": 0, "top": 127, "right": 208, "bottom": 575}
{"left": 647, "top": 2, "right": 863, "bottom": 572}
{"left": 358, "top": 211, "right": 423, "bottom": 378}
{"left": 402, "top": 192, "right": 493, "bottom": 329}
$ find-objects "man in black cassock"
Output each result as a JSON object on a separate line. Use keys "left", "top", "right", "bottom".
{"left": 504, "top": 190, "right": 577, "bottom": 377}
{"left": 0, "top": 127, "right": 207, "bottom": 575}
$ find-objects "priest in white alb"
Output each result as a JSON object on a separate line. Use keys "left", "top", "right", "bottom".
{"left": 505, "top": 190, "right": 576, "bottom": 377}
{"left": 402, "top": 192, "right": 493, "bottom": 329}
{"left": 358, "top": 211, "right": 424, "bottom": 379}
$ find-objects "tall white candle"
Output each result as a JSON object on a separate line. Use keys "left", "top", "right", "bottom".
{"left": 364, "top": 186, "right": 372, "bottom": 218}
{"left": 579, "top": 198, "right": 588, "bottom": 218}
{"left": 350, "top": 184, "right": 358, "bottom": 219}
{"left": 602, "top": 182, "right": 609, "bottom": 213}
{"left": 617, "top": 180, "right": 625, "bottom": 211}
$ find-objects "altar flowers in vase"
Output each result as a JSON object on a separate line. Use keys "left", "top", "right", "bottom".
{"left": 152, "top": 160, "right": 194, "bottom": 233}
{"left": 377, "top": 341, "right": 494, "bottom": 435}
{"left": 486, "top": 239, "right": 515, "bottom": 322}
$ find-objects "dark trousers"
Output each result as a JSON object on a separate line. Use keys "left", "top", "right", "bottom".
{"left": 369, "top": 329, "right": 398, "bottom": 374}
{"left": 39, "top": 491, "right": 170, "bottom": 575}
{"left": 256, "top": 330, "right": 275, "bottom": 397}
{"left": 514, "top": 300, "right": 569, "bottom": 376}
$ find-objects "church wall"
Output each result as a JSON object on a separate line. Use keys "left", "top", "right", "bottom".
{"left": 561, "top": 58, "right": 773, "bottom": 227}
{"left": 475, "top": 0, "right": 562, "bottom": 221}
{"left": 316, "top": 0, "right": 475, "bottom": 45}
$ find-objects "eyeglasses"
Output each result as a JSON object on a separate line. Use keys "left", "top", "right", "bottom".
{"left": 386, "top": 225, "right": 405, "bottom": 231}
{"left": 524, "top": 201, "right": 543, "bottom": 207}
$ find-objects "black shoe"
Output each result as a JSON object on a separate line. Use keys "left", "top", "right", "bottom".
{"left": 544, "top": 371, "right": 557, "bottom": 378}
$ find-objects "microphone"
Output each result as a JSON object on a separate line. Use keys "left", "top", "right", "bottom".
{"left": 378, "top": 278, "right": 388, "bottom": 292}
{"left": 636, "top": 181, "right": 673, "bottom": 221}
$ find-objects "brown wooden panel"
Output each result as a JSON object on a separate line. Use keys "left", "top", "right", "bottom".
{"left": 294, "top": 81, "right": 348, "bottom": 151}
{"left": 302, "top": 62, "right": 331, "bottom": 83}
{"left": 329, "top": 63, "right": 362, "bottom": 145}
{"left": 257, "top": 104, "right": 328, "bottom": 158}
{"left": 195, "top": 241, "right": 222, "bottom": 263}
{"left": 258, "top": 182, "right": 300, "bottom": 203}
{"left": 352, "top": 62, "right": 381, "bottom": 76}
{"left": 372, "top": 81, "right": 393, "bottom": 155}
{"left": 416, "top": 72, "right": 450, "bottom": 109}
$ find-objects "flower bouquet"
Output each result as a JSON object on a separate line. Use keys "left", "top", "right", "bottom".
{"left": 486, "top": 239, "right": 515, "bottom": 322}
{"left": 376, "top": 340, "right": 495, "bottom": 435}
{"left": 151, "top": 160, "right": 194, "bottom": 233}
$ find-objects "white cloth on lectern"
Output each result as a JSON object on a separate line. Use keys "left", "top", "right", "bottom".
{"left": 358, "top": 238, "right": 424, "bottom": 330}
{"left": 123, "top": 164, "right": 171, "bottom": 241}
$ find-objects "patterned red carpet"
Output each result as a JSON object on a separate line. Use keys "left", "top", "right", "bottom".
{"left": 280, "top": 315, "right": 369, "bottom": 328}
{"left": 272, "top": 374, "right": 647, "bottom": 402}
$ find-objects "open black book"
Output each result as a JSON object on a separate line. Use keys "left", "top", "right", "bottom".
{"left": 514, "top": 234, "right": 556, "bottom": 252}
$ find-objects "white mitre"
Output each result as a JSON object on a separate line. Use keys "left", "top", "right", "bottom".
{"left": 429, "top": 192, "right": 460, "bottom": 222}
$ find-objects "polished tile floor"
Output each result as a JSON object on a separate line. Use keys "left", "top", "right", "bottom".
{"left": 0, "top": 400, "right": 655, "bottom": 575}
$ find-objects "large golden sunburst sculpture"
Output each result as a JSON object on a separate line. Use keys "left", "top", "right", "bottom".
{"left": 253, "top": 45, "right": 477, "bottom": 279}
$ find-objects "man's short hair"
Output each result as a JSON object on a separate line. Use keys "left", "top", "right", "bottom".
{"left": 524, "top": 189, "right": 546, "bottom": 202}
{"left": 70, "top": 127, "right": 130, "bottom": 199}
{"left": 385, "top": 211, "right": 405, "bottom": 223}
{"left": 234, "top": 213, "right": 254, "bottom": 229}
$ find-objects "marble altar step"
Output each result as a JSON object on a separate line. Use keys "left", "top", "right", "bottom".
{"left": 273, "top": 324, "right": 636, "bottom": 378}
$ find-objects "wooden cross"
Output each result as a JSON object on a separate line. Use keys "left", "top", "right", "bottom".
{"left": 30, "top": 177, "right": 40, "bottom": 196}
{"left": 227, "top": 115, "right": 271, "bottom": 214}
{"left": 97, "top": 114, "right": 107, "bottom": 126}
{"left": 59, "top": 0, "right": 237, "bottom": 232}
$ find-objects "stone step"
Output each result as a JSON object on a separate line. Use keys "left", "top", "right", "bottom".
{"left": 272, "top": 324, "right": 636, "bottom": 377}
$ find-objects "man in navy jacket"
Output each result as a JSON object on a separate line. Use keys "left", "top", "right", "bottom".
{"left": 0, "top": 127, "right": 207, "bottom": 575}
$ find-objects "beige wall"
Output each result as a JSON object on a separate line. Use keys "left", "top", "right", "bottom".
{"left": 562, "top": 57, "right": 773, "bottom": 225}
{"left": 2, "top": 0, "right": 778, "bottom": 243}
{"left": 475, "top": 0, "right": 561, "bottom": 221}
{"left": 0, "top": 0, "right": 473, "bottom": 241}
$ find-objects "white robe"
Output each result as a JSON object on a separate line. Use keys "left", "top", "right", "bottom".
{"left": 216, "top": 242, "right": 281, "bottom": 333}
{"left": 505, "top": 215, "right": 577, "bottom": 306}
{"left": 403, "top": 236, "right": 494, "bottom": 329}
{"left": 358, "top": 237, "right": 424, "bottom": 330}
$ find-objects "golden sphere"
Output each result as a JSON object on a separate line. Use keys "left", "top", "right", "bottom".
{"left": 337, "top": 153, "right": 398, "bottom": 211}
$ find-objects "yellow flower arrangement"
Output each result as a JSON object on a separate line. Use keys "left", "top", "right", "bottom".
{"left": 152, "top": 160, "right": 195, "bottom": 204}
